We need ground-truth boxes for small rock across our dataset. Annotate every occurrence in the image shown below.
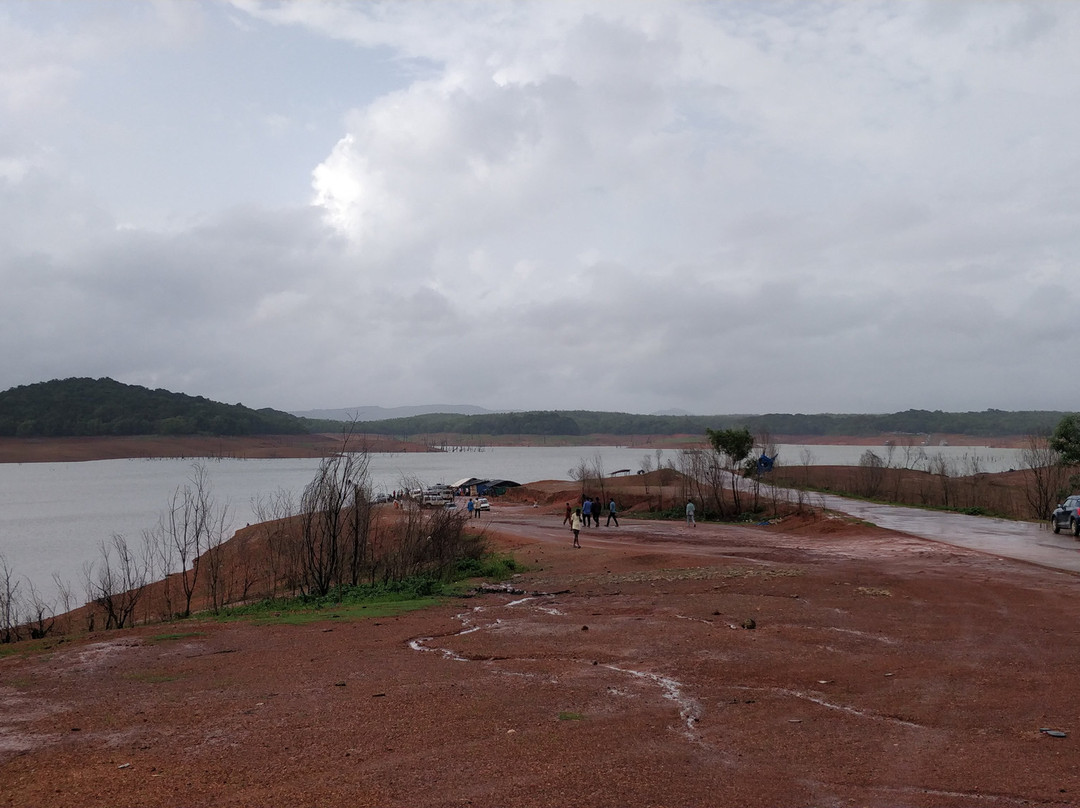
[581,625,588,631]
[741,618,756,630]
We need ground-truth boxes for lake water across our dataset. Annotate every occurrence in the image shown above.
[0,443,1026,605]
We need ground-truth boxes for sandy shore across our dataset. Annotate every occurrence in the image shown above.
[0,432,1029,464]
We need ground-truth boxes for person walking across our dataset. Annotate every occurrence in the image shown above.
[562,502,572,525]
[467,498,475,519]
[685,499,696,526]
[606,498,618,527]
[582,497,593,527]
[570,508,583,548]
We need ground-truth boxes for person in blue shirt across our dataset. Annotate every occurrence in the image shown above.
[582,497,592,527]
[606,498,618,527]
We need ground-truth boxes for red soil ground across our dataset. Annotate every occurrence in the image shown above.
[3,488,1079,807]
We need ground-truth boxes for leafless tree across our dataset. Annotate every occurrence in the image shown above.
[52,573,76,635]
[148,516,177,620]
[0,555,22,643]
[857,449,887,499]
[638,454,653,497]
[1020,434,1068,520]
[201,502,232,614]
[568,458,591,497]
[252,489,299,598]
[928,454,956,508]
[154,464,228,617]
[591,452,607,502]
[85,533,150,630]
[23,579,55,639]
[299,430,372,596]
[344,473,375,587]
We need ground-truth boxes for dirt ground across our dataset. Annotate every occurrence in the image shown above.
[0,432,1030,464]
[3,496,1080,807]
[0,434,428,463]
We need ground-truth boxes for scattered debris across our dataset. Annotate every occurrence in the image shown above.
[1040,728,1068,738]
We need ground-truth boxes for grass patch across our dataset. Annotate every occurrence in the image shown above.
[454,552,522,581]
[558,711,586,721]
[230,596,443,626]
[147,631,204,644]
[0,635,70,660]
[219,551,521,626]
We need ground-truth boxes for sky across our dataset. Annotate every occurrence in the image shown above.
[2,0,1079,416]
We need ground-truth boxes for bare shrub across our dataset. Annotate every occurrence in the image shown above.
[85,533,150,630]
[1020,434,1069,520]
[0,555,22,643]
[857,450,886,499]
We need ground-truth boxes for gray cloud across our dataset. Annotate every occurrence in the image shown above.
[1,1,1078,414]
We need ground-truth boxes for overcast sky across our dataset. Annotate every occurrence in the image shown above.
[2,1,1078,416]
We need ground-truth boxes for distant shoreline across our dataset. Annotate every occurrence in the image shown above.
[0,432,1028,463]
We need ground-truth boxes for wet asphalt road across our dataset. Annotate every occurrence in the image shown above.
[803,490,1080,574]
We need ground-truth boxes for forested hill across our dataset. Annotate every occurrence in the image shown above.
[0,378,308,437]
[335,409,1070,439]
[2,378,1068,439]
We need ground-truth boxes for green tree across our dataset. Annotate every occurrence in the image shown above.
[706,427,755,515]
[706,427,755,468]
[1050,414,1080,465]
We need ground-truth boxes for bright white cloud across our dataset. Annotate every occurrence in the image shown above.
[1,1,1078,414]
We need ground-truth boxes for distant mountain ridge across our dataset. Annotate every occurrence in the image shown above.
[291,404,499,422]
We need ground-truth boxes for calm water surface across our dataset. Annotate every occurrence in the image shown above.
[0,444,1025,603]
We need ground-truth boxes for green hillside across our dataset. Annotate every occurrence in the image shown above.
[0,378,308,437]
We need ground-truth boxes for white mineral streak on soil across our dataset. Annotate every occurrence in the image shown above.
[405,596,704,739]
[604,664,701,738]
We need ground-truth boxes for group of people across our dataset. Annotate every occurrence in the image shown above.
[562,496,699,548]
[563,496,618,548]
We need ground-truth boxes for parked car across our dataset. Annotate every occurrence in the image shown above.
[1050,495,1080,535]
[475,497,490,511]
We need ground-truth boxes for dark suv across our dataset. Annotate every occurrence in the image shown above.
[1050,495,1080,535]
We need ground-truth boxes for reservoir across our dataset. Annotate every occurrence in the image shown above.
[0,443,1025,604]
